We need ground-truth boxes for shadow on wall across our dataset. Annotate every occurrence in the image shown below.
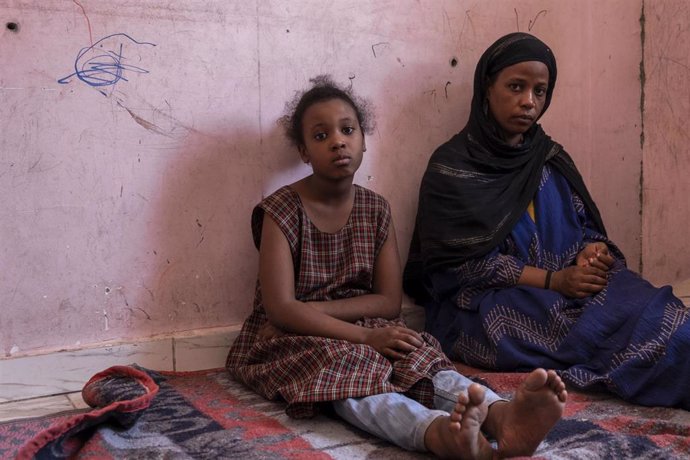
[130,104,308,337]
[127,122,265,336]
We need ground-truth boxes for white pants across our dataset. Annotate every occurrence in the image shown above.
[331,370,504,452]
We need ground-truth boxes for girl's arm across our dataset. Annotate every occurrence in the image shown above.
[259,215,415,353]
[312,220,402,322]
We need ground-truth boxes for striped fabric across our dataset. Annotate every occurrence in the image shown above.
[226,185,453,418]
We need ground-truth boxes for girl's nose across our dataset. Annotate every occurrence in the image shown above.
[331,138,346,150]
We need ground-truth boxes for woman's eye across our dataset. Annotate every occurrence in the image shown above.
[342,126,355,135]
[535,87,546,97]
[508,83,521,92]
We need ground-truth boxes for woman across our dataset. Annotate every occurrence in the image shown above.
[404,32,690,409]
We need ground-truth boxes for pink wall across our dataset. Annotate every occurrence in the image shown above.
[2,0,680,357]
[642,0,690,285]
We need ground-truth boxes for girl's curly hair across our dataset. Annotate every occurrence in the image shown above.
[281,75,375,148]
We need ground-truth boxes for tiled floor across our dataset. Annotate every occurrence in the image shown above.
[0,326,241,404]
[0,327,241,424]
[0,391,88,423]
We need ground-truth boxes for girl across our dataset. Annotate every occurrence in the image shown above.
[226,75,567,459]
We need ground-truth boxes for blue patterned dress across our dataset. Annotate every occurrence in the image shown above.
[424,165,690,409]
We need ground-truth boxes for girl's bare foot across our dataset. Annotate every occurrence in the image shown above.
[484,368,566,458]
[424,383,494,460]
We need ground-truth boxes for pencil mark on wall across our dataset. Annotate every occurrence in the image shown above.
[455,9,474,49]
[28,153,44,172]
[656,55,690,71]
[128,307,152,320]
[514,9,548,32]
[143,284,155,301]
[445,81,452,99]
[528,10,548,31]
[424,88,438,109]
[71,0,94,46]
[348,74,356,90]
[371,42,391,58]
[196,218,206,247]
[57,33,156,96]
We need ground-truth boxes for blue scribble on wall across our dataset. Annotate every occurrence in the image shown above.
[58,33,156,96]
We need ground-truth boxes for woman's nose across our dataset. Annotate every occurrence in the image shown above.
[520,92,536,109]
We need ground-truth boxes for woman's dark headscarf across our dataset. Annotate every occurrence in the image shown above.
[404,32,606,302]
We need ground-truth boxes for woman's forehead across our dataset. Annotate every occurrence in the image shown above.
[494,61,549,82]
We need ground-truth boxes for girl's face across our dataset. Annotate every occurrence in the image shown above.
[299,98,365,180]
[486,60,549,146]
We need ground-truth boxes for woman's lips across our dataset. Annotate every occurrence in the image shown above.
[514,115,534,124]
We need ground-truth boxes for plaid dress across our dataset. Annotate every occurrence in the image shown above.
[226,185,453,418]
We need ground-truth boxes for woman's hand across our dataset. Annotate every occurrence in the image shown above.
[257,322,287,341]
[363,326,424,360]
[551,265,608,298]
[576,242,614,271]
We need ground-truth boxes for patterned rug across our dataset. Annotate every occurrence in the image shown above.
[2,364,689,459]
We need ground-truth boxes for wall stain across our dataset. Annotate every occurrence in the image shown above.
[121,104,173,137]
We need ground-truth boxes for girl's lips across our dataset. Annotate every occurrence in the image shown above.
[334,156,351,166]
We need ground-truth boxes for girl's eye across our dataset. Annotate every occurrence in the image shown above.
[314,132,327,141]
[342,126,355,135]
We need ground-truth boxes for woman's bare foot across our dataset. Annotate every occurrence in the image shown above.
[424,383,494,460]
[484,368,566,458]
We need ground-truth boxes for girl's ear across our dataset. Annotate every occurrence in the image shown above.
[362,137,367,153]
[298,145,310,164]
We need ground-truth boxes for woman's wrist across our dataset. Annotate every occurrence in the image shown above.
[544,270,553,290]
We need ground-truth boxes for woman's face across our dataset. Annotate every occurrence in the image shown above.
[486,60,549,146]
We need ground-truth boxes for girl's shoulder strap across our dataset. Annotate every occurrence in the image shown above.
[352,184,392,250]
[353,183,388,207]
[250,186,301,250]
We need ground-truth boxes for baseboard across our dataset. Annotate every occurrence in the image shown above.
[2,280,687,404]
[0,325,241,403]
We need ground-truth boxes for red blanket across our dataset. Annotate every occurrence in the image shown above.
[2,364,689,459]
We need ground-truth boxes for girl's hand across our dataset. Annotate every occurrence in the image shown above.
[551,265,608,298]
[576,242,614,271]
[257,322,287,341]
[364,326,424,360]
